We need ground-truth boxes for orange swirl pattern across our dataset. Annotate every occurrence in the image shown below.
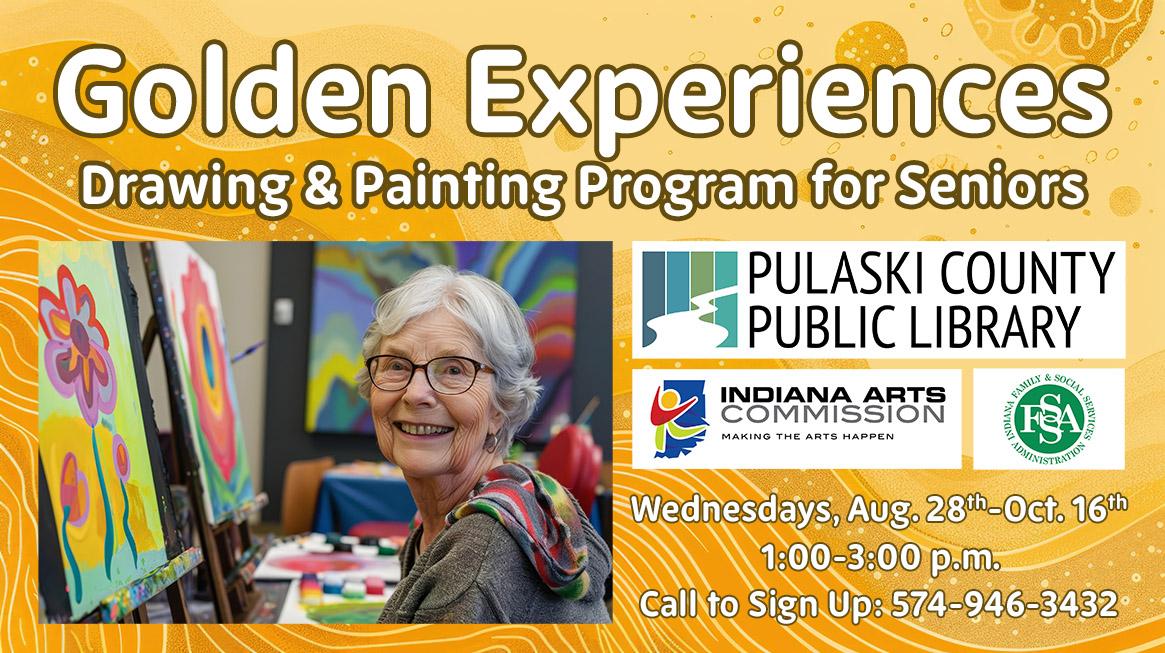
[3,0,1164,650]
[965,0,1154,73]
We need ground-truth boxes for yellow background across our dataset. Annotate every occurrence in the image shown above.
[0,0,1161,650]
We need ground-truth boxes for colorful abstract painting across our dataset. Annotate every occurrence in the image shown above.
[148,242,255,524]
[306,242,578,441]
[37,242,168,621]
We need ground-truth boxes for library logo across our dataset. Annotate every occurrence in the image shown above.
[649,380,707,458]
[632,242,1125,361]
[1004,375,1095,466]
[640,250,738,351]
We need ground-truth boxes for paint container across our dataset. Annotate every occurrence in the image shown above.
[365,577,386,595]
[302,541,333,554]
[300,585,323,606]
[352,544,378,557]
[324,533,343,545]
[333,542,354,553]
[341,581,366,599]
[377,544,398,556]
[300,573,325,605]
[322,573,344,595]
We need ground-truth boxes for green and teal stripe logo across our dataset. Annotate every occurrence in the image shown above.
[641,250,738,349]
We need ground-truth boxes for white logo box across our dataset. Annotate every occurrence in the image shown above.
[632,241,1126,359]
[633,368,962,470]
[973,368,1125,470]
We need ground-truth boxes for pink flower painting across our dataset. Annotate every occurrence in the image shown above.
[39,265,117,427]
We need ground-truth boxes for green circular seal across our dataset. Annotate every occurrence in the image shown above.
[1004,376,1094,464]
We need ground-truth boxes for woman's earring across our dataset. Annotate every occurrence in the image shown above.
[483,432,500,453]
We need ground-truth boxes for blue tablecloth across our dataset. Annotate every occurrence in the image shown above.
[312,467,417,534]
[312,464,606,540]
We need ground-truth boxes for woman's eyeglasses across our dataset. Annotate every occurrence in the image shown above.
[365,355,494,395]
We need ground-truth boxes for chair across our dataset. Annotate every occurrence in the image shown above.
[280,456,335,536]
[349,520,412,540]
[539,424,603,515]
[574,444,602,520]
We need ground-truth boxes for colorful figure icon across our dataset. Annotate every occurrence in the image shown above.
[649,382,708,458]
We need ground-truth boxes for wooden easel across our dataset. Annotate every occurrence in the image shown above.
[142,311,270,624]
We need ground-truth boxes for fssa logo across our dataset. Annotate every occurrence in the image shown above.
[973,368,1121,471]
[641,250,738,351]
[649,380,708,458]
[1006,376,1095,465]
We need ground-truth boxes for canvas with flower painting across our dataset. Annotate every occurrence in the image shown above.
[145,242,255,524]
[37,242,170,621]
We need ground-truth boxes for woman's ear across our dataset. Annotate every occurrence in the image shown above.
[489,405,505,440]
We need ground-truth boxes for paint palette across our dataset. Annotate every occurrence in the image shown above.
[253,537,401,582]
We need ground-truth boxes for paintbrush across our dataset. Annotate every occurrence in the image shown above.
[231,339,266,364]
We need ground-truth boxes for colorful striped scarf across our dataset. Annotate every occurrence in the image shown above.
[447,463,590,600]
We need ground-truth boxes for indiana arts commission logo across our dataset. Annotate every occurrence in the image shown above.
[649,380,708,458]
[1003,374,1095,465]
[641,250,738,350]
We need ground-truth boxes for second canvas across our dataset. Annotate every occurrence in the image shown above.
[146,242,255,524]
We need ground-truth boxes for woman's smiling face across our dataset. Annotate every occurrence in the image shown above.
[369,308,503,480]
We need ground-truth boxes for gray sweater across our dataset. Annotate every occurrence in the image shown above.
[378,507,611,623]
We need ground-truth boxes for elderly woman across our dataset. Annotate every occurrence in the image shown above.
[357,266,611,624]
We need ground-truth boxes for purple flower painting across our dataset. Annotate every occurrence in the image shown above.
[38,265,118,426]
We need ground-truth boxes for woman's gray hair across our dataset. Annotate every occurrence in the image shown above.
[356,265,541,449]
